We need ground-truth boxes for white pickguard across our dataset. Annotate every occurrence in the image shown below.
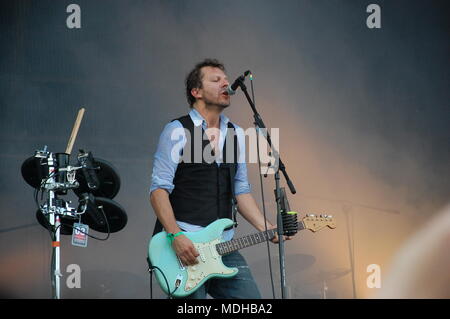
[184,238,237,292]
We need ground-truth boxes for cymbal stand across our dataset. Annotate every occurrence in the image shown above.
[37,150,80,299]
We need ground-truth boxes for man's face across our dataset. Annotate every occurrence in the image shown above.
[194,66,230,108]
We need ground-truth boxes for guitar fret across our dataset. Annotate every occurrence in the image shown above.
[216,222,305,256]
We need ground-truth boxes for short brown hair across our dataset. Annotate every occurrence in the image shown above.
[185,59,226,107]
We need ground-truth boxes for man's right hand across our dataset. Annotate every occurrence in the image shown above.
[172,234,200,266]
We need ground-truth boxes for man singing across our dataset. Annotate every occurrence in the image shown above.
[149,58,288,299]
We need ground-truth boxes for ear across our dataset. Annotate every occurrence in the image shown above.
[191,87,202,100]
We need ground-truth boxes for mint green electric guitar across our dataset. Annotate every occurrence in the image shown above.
[148,215,336,297]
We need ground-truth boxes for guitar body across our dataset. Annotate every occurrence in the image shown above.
[148,214,336,298]
[148,218,238,298]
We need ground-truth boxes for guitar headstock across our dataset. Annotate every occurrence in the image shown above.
[302,214,336,232]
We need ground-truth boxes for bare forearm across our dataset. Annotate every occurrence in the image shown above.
[150,189,199,264]
[149,188,182,234]
[236,193,274,232]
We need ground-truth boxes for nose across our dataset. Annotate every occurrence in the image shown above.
[222,78,230,88]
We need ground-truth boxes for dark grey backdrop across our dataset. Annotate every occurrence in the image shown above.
[0,0,448,298]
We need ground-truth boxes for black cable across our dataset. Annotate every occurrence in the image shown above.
[149,266,153,299]
[148,264,177,299]
[58,205,111,241]
[250,73,276,299]
[40,204,111,241]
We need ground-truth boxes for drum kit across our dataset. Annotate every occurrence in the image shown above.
[20,108,127,299]
[22,152,127,234]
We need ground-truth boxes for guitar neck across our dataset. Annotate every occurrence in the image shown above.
[216,221,305,256]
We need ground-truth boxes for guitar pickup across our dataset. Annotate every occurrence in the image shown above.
[177,256,185,270]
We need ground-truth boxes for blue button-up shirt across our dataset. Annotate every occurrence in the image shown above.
[150,108,251,240]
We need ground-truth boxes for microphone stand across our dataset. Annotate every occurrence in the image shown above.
[236,78,296,299]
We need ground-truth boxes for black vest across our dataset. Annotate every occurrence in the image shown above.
[153,114,238,234]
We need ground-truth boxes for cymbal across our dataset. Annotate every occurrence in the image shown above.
[74,158,121,199]
[298,268,351,285]
[35,209,77,235]
[81,196,127,233]
[35,197,127,234]
[21,156,121,200]
[21,156,48,189]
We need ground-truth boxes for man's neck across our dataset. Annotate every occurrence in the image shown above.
[193,104,222,129]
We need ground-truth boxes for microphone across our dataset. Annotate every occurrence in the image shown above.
[226,70,251,95]
[79,192,105,227]
[77,150,100,190]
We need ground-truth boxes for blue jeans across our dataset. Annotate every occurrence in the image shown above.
[182,251,261,299]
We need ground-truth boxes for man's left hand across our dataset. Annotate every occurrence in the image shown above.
[269,225,292,243]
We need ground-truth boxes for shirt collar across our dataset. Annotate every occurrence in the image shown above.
[189,108,230,128]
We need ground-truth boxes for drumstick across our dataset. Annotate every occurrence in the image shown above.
[65,108,85,155]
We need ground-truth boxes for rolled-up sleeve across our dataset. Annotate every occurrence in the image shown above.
[234,125,251,195]
[149,121,186,195]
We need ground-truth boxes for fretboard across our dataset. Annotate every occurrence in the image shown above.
[215,222,305,256]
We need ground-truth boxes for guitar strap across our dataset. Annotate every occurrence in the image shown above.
[229,162,238,228]
[226,121,239,229]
